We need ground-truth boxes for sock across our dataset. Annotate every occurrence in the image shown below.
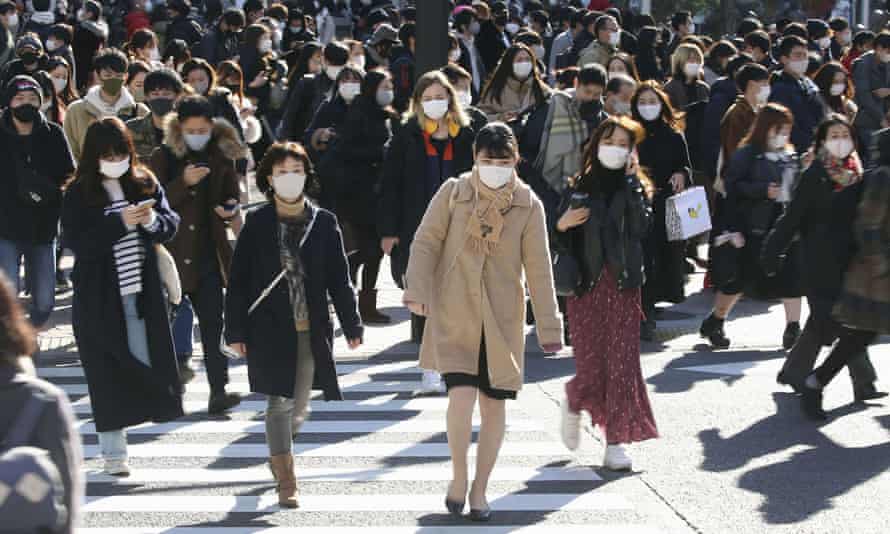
[805,374,821,390]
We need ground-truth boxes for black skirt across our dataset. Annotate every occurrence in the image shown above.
[442,334,517,400]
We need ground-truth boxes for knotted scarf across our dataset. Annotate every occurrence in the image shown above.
[466,170,517,256]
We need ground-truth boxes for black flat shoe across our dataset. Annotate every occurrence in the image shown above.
[854,384,889,404]
[445,497,465,517]
[469,507,492,522]
[208,391,242,414]
[801,387,828,421]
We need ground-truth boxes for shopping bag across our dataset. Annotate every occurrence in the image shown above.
[665,186,712,241]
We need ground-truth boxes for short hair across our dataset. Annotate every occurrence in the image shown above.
[578,63,607,87]
[440,63,471,85]
[569,8,585,28]
[735,63,769,92]
[514,30,542,47]
[606,73,635,95]
[671,11,692,30]
[829,17,849,32]
[453,8,477,32]
[744,30,771,53]
[875,31,890,50]
[778,35,808,58]
[126,60,150,84]
[323,41,350,66]
[176,95,214,122]
[48,23,73,43]
[0,270,37,359]
[782,22,808,40]
[853,31,875,49]
[556,67,579,88]
[737,17,762,37]
[726,53,754,79]
[266,4,288,21]
[255,141,315,199]
[93,48,129,73]
[593,15,615,35]
[474,122,518,159]
[530,10,548,27]
[144,68,185,95]
[581,11,600,29]
[222,8,246,28]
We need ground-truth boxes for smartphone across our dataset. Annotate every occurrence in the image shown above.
[136,199,157,208]
[569,192,589,209]
[222,203,239,213]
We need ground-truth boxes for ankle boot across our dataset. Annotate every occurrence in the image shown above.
[269,453,299,508]
[359,289,391,324]
[700,314,730,349]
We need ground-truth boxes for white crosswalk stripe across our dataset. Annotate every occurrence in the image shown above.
[41,353,662,531]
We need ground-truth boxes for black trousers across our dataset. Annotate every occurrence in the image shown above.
[814,328,878,387]
[187,267,229,393]
[347,221,383,291]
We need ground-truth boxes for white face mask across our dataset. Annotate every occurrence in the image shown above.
[817,37,831,49]
[339,82,361,102]
[449,49,462,62]
[100,157,131,179]
[769,133,789,151]
[882,53,890,64]
[532,45,546,60]
[376,89,394,107]
[45,39,61,52]
[272,172,306,200]
[457,90,472,108]
[757,85,771,104]
[825,138,854,159]
[608,31,620,47]
[149,47,161,61]
[40,100,51,112]
[325,65,343,81]
[513,61,533,79]
[422,98,449,120]
[611,99,631,115]
[688,22,696,34]
[184,133,211,152]
[477,165,514,189]
[637,102,662,122]
[789,59,809,76]
[830,82,846,96]
[52,77,67,94]
[684,62,701,78]
[191,79,209,95]
[505,22,520,35]
[598,145,629,170]
[258,39,272,53]
[469,21,481,35]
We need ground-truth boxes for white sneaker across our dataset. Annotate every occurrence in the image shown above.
[560,398,581,451]
[603,444,632,471]
[103,459,131,477]
[419,369,445,394]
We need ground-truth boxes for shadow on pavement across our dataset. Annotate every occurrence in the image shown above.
[646,349,783,393]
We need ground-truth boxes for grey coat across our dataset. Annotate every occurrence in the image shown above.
[852,51,890,133]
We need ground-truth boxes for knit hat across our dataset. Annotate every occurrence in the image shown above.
[6,75,43,107]
[369,23,398,46]
[15,34,44,55]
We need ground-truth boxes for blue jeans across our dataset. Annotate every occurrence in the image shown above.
[172,297,194,361]
[0,239,56,327]
[99,293,152,462]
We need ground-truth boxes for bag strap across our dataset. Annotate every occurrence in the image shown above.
[248,269,287,315]
[1,395,46,450]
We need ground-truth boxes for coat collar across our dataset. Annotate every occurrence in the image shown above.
[453,172,533,208]
[162,114,248,161]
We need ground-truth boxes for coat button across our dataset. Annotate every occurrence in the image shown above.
[189,224,196,231]
[184,258,192,265]
[189,190,197,197]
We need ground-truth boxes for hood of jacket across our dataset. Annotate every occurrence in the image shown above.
[82,85,137,119]
[163,115,248,161]
[0,106,51,138]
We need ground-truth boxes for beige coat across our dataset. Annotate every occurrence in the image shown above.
[403,174,563,391]
[477,77,545,122]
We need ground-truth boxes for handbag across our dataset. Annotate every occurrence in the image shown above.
[665,186,712,241]
[14,152,57,207]
[552,249,581,297]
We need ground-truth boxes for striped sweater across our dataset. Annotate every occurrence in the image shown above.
[102,180,156,296]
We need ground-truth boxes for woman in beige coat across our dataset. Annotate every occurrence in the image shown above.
[403,123,563,522]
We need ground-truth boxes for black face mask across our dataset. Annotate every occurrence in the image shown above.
[20,52,39,66]
[11,103,39,123]
[578,99,603,118]
[494,15,508,27]
[147,97,175,117]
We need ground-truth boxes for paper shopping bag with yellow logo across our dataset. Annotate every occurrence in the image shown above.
[665,186,712,241]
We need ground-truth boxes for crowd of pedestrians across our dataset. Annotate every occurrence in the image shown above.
[1,1,889,531]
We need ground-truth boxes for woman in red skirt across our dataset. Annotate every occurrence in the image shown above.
[553,115,659,470]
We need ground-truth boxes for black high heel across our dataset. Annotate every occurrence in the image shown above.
[445,497,465,517]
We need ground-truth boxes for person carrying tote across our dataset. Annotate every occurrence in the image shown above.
[403,122,563,522]
[225,141,363,508]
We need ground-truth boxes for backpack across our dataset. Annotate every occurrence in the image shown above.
[0,394,67,532]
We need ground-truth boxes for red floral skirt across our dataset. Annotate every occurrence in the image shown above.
[566,268,659,444]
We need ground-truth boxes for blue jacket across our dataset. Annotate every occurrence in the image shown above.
[769,71,826,153]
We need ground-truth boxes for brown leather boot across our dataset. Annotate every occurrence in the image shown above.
[269,453,299,508]
[359,289,391,324]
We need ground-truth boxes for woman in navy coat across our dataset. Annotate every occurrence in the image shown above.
[225,141,363,509]
[62,117,182,477]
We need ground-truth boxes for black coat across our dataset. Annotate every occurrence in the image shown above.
[769,71,827,153]
[763,160,862,301]
[166,14,204,47]
[378,119,475,283]
[723,145,795,236]
[224,202,363,400]
[637,120,692,305]
[336,97,393,226]
[61,180,183,433]
[477,20,509,75]
[193,26,239,67]
[280,72,334,142]
[0,109,75,244]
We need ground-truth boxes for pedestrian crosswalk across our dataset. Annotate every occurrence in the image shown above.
[36,349,668,531]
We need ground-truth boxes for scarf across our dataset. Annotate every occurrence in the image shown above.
[422,130,455,200]
[466,170,517,255]
[534,91,587,194]
[276,197,311,331]
[819,148,863,191]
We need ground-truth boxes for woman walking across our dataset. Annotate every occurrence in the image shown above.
[225,142,363,507]
[700,103,804,350]
[403,123,562,521]
[554,115,658,471]
[62,117,183,476]
[762,114,885,407]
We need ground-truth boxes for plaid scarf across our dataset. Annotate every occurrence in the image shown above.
[819,148,863,191]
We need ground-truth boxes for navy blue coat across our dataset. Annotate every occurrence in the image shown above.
[62,179,183,433]
[769,71,827,153]
[224,202,363,400]
[700,77,739,178]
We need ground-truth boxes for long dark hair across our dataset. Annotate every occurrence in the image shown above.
[480,43,549,108]
[577,115,653,198]
[812,61,852,114]
[0,270,36,361]
[31,70,62,125]
[45,56,78,104]
[357,70,398,119]
[630,81,683,132]
[288,41,322,85]
[217,60,245,101]
[75,117,158,206]
[812,113,858,155]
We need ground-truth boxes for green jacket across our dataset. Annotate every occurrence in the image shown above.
[576,40,615,69]
[127,112,163,164]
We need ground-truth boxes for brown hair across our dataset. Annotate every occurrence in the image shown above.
[408,70,470,128]
[740,102,793,152]
[255,142,320,200]
[578,115,654,198]
[630,80,684,132]
[0,271,37,360]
